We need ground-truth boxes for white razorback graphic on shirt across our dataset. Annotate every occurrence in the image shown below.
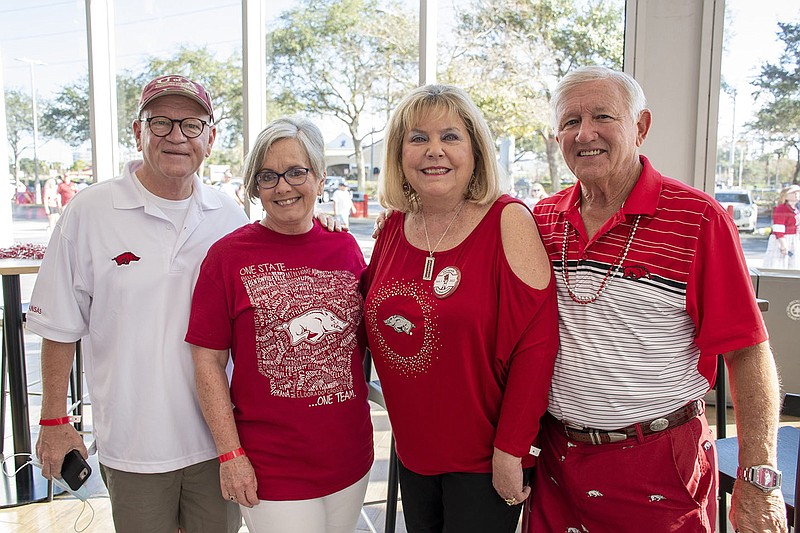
[384,314,415,334]
[279,309,347,345]
[240,264,361,400]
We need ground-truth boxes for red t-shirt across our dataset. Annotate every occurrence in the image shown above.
[771,202,798,239]
[187,221,373,500]
[57,181,78,206]
[363,195,559,475]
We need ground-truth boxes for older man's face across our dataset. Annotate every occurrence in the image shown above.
[133,94,216,189]
[555,79,649,186]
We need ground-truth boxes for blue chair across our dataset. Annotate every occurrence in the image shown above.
[716,354,799,531]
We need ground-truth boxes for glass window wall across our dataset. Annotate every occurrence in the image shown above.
[717,0,799,268]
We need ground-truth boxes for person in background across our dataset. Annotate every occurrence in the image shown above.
[15,181,33,204]
[27,74,247,533]
[763,184,799,269]
[364,84,558,533]
[187,116,373,533]
[332,181,357,229]
[56,174,78,208]
[528,66,785,533]
[42,177,61,233]
[522,182,548,209]
[529,182,548,204]
[219,168,245,208]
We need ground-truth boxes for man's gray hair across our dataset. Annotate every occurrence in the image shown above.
[550,66,648,130]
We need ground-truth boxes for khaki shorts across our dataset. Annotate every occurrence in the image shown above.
[100,459,241,533]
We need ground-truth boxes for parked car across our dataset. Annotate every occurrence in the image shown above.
[715,189,758,233]
[319,176,357,203]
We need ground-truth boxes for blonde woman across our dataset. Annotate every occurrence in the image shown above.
[364,85,558,532]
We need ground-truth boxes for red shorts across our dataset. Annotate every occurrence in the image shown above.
[528,412,717,532]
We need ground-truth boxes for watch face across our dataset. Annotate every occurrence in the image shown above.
[754,467,780,489]
[740,465,782,492]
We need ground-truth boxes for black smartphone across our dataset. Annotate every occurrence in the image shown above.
[61,449,92,491]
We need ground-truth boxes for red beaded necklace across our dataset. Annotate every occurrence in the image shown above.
[560,215,641,304]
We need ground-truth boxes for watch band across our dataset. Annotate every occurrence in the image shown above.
[736,464,782,492]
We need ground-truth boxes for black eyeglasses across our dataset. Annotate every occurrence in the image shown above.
[255,168,311,189]
[142,116,210,138]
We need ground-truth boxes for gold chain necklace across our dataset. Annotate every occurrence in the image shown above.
[421,201,466,280]
[561,215,641,304]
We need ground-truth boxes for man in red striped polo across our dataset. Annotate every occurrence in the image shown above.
[528,66,786,533]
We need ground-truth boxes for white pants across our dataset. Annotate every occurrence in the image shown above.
[240,471,370,533]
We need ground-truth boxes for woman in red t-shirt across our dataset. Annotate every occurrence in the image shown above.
[187,117,373,533]
[763,184,799,269]
[364,85,559,532]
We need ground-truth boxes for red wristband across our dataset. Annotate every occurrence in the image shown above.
[218,447,246,463]
[39,416,75,426]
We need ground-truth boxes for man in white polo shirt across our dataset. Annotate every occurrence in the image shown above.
[27,75,248,533]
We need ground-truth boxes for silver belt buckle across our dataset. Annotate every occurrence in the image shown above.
[649,418,670,432]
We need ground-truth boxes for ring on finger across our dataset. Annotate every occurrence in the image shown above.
[504,497,517,506]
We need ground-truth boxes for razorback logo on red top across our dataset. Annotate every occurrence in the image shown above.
[112,252,141,266]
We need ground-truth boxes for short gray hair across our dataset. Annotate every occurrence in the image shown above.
[242,116,325,201]
[550,66,647,130]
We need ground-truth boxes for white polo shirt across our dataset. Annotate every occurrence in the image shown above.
[27,160,249,473]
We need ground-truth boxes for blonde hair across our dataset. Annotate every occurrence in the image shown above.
[379,84,501,213]
[779,184,800,204]
[242,116,325,201]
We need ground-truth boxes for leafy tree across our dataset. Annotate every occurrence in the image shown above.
[268,0,418,190]
[39,78,90,148]
[71,159,91,172]
[19,157,49,179]
[37,46,243,162]
[4,88,35,180]
[448,0,623,191]
[749,21,800,183]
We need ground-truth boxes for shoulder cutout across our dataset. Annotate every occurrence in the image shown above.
[500,202,552,290]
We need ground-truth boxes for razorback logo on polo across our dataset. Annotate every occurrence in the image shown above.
[112,252,141,266]
[622,265,651,280]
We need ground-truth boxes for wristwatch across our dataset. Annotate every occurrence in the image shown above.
[736,465,782,492]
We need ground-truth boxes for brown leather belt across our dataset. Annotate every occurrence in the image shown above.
[558,399,704,445]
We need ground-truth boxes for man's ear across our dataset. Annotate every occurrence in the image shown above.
[635,109,652,147]
[132,119,143,152]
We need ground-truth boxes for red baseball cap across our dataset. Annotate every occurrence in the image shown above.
[137,75,214,121]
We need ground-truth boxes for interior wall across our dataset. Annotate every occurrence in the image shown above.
[625,0,725,193]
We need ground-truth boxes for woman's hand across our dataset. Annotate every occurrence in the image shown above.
[220,455,260,507]
[372,209,395,239]
[491,447,530,506]
[315,211,345,232]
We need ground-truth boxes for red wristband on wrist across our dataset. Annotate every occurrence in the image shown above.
[39,416,75,426]
[218,447,246,463]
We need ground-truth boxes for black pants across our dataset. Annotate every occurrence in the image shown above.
[398,460,527,533]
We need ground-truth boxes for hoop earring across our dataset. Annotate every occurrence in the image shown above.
[402,179,420,211]
[467,175,479,199]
